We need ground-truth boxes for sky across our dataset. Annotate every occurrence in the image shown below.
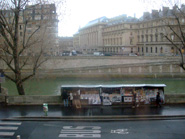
[58,0,185,37]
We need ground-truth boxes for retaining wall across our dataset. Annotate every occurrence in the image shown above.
[1,56,185,78]
[0,94,184,105]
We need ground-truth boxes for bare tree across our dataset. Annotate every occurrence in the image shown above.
[163,5,185,70]
[0,0,63,95]
[140,0,185,70]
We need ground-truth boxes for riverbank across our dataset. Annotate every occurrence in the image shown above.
[1,94,185,105]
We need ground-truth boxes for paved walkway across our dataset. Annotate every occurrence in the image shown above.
[1,104,185,120]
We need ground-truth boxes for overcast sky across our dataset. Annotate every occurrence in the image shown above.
[58,0,185,37]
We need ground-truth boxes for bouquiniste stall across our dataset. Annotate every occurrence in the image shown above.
[61,84,166,106]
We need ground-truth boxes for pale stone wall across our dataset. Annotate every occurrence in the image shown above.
[1,56,184,77]
[2,94,185,105]
[5,95,62,105]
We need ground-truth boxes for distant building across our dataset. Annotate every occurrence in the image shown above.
[0,3,59,56]
[23,4,59,56]
[74,5,185,56]
[58,37,73,55]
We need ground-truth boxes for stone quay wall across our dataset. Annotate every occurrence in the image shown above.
[0,94,185,105]
[37,56,184,78]
[1,56,183,78]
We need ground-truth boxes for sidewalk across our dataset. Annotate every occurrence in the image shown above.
[1,104,185,121]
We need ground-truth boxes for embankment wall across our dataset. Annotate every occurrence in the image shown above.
[1,56,185,78]
[0,94,184,105]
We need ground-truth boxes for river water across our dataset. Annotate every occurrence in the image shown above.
[2,77,185,95]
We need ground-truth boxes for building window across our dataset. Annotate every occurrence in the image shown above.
[150,35,153,42]
[131,48,133,53]
[155,34,158,42]
[130,38,133,45]
[160,47,163,53]
[146,35,148,42]
[182,18,185,23]
[160,33,164,41]
[20,25,22,30]
[142,47,144,53]
[120,38,122,45]
[142,35,144,42]
[138,36,140,43]
[156,28,158,33]
[151,47,153,53]
[27,24,32,28]
[155,47,157,53]
[146,47,148,53]
[138,47,140,52]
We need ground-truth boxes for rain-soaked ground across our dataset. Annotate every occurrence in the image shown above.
[1,104,185,119]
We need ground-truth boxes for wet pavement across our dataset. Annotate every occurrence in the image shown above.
[0,104,185,119]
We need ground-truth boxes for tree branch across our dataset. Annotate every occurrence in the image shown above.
[0,55,16,73]
[3,73,15,82]
[19,25,41,56]
[21,49,48,83]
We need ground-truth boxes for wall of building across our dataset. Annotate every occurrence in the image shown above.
[74,5,185,56]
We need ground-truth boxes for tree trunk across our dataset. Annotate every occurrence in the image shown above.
[16,80,25,95]
[15,70,25,95]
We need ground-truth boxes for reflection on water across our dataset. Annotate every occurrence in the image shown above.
[2,77,185,95]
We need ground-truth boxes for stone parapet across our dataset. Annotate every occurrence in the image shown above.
[3,94,185,105]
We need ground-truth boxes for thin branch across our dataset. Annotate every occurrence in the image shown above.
[166,23,185,47]
[3,73,15,82]
[19,26,41,56]
[0,55,16,73]
[20,54,31,70]
[21,49,48,83]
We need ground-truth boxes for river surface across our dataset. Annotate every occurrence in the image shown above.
[2,78,185,95]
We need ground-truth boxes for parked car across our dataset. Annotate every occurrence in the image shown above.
[62,51,70,56]
[93,52,104,56]
[104,53,112,56]
[129,53,137,56]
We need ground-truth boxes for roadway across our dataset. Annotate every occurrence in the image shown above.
[0,120,185,139]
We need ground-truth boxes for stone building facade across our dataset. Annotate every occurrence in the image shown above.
[74,5,185,56]
[23,4,59,56]
[58,37,73,55]
[0,3,59,56]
